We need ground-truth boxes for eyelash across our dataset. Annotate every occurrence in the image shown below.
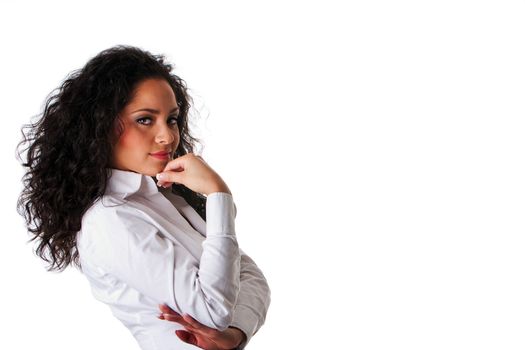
[136,116,179,126]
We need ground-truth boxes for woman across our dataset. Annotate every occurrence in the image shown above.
[16,45,271,350]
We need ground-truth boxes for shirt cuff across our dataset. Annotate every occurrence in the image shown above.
[206,192,236,236]
[230,304,261,349]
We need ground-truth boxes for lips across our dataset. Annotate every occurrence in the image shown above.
[150,150,171,160]
[150,151,170,156]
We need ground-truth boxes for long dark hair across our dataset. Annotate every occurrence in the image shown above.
[16,45,207,272]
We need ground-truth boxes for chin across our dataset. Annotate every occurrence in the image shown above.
[144,165,165,176]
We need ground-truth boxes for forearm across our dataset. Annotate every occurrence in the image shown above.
[196,192,241,329]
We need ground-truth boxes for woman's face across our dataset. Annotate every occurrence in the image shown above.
[110,78,180,176]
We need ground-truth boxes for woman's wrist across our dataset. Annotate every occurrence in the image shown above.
[207,184,232,196]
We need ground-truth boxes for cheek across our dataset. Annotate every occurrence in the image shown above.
[118,129,137,146]
[119,127,145,148]
[117,128,147,152]
[172,130,180,143]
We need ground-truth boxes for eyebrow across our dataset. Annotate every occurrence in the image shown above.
[131,107,180,114]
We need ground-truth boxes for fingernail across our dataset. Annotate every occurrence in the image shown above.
[156,173,166,180]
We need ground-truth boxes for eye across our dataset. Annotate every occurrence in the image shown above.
[136,116,152,125]
[168,115,179,126]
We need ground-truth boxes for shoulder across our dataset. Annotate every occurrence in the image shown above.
[81,196,135,228]
[77,195,153,255]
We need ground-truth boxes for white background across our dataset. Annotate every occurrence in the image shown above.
[1,1,524,349]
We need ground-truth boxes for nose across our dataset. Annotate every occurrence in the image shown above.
[155,124,176,145]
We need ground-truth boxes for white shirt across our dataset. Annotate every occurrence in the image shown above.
[76,168,270,350]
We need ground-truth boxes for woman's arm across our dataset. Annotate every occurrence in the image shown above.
[155,154,271,346]
[159,250,271,349]
[163,192,271,348]
[78,191,241,330]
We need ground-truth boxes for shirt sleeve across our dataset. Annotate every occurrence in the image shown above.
[170,193,271,347]
[229,249,272,349]
[79,192,241,331]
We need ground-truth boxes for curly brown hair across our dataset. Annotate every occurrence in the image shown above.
[16,45,207,272]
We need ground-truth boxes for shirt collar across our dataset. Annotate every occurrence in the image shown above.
[106,168,160,198]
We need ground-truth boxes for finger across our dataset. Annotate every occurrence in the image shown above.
[156,170,183,186]
[156,182,172,189]
[158,305,183,321]
[163,158,185,172]
[175,330,198,346]
[158,306,217,337]
[182,313,220,337]
[158,305,191,326]
[159,304,178,315]
[159,314,211,337]
[158,316,193,331]
[159,313,183,323]
[184,324,200,333]
[160,314,194,330]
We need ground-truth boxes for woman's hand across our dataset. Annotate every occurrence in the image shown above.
[158,304,246,350]
[155,153,231,196]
